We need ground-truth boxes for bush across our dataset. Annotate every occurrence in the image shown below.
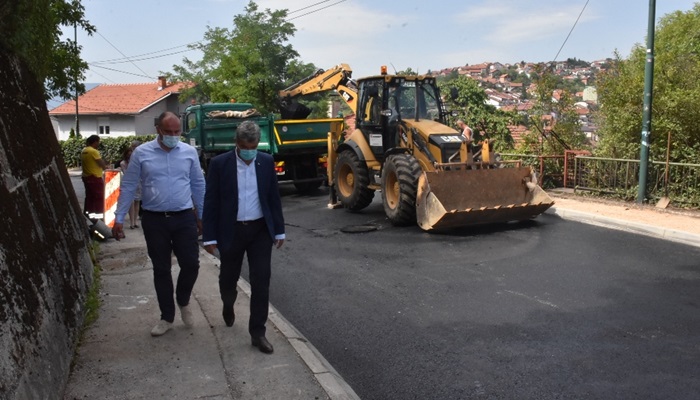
[60,135,156,168]
[61,137,85,167]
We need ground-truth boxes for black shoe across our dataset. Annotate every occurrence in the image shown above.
[251,336,274,354]
[222,305,235,327]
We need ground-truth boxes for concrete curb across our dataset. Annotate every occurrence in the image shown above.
[199,250,361,400]
[547,206,700,248]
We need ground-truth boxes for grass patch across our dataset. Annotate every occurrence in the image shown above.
[69,239,103,373]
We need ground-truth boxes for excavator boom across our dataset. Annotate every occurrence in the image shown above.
[279,63,358,119]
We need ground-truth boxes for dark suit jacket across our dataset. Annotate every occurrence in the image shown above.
[202,150,285,253]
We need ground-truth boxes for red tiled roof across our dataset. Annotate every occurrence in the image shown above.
[515,102,533,111]
[49,80,193,115]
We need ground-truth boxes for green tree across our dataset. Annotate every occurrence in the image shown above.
[0,0,95,100]
[169,1,301,114]
[565,57,590,68]
[520,64,588,155]
[596,5,700,162]
[438,75,517,151]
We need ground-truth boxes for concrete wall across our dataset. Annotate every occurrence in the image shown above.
[135,95,195,134]
[135,106,163,135]
[583,86,598,104]
[0,46,95,399]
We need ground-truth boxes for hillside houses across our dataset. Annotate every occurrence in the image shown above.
[429,59,607,148]
[484,88,519,108]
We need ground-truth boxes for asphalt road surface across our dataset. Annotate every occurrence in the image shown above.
[71,173,84,207]
[266,185,700,400]
[70,174,700,399]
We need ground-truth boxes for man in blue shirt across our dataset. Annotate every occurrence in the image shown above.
[202,120,285,354]
[112,111,206,337]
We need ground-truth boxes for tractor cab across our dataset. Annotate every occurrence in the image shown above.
[355,74,449,161]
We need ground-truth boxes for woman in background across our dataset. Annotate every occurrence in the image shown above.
[119,146,142,229]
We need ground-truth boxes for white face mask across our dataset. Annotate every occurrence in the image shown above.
[161,134,180,148]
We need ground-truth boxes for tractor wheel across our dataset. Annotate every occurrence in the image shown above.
[335,150,375,211]
[381,153,421,226]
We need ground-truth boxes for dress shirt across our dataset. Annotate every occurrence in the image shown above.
[236,153,285,241]
[237,154,264,222]
[115,139,205,224]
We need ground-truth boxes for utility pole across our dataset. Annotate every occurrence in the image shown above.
[74,22,80,137]
[637,0,655,203]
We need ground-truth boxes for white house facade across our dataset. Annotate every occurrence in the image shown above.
[49,77,192,141]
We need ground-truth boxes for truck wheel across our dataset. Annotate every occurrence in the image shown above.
[335,150,374,211]
[381,154,421,225]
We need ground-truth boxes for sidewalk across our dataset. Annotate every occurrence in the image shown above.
[62,192,700,400]
[63,226,359,400]
[546,189,700,248]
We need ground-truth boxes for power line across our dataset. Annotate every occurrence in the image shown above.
[55,100,138,116]
[59,69,178,116]
[89,64,153,79]
[90,42,202,64]
[288,0,333,15]
[84,1,346,80]
[91,48,196,65]
[287,0,347,21]
[86,65,166,110]
[552,0,590,62]
[86,0,345,69]
[95,31,153,79]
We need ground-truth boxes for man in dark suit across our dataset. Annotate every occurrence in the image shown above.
[202,120,285,354]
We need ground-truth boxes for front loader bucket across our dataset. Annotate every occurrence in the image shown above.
[415,167,554,231]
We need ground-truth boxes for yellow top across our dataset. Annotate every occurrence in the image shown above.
[81,146,103,178]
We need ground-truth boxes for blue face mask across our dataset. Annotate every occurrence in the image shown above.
[161,134,180,148]
[238,148,257,161]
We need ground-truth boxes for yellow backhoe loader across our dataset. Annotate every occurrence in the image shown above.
[278,64,554,231]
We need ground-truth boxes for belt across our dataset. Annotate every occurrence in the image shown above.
[142,209,192,217]
[236,218,264,225]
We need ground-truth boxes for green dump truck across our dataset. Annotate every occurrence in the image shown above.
[182,102,343,192]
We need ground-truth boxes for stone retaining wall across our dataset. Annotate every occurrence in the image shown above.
[0,45,94,399]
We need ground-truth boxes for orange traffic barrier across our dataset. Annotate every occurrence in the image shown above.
[103,169,121,228]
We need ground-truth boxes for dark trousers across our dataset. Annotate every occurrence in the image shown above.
[219,219,273,337]
[141,211,200,322]
[82,176,104,213]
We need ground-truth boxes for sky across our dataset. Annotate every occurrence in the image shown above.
[69,0,699,85]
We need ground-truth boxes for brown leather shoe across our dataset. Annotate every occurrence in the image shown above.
[222,305,234,327]
[251,336,274,354]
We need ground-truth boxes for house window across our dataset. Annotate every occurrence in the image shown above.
[98,117,110,135]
